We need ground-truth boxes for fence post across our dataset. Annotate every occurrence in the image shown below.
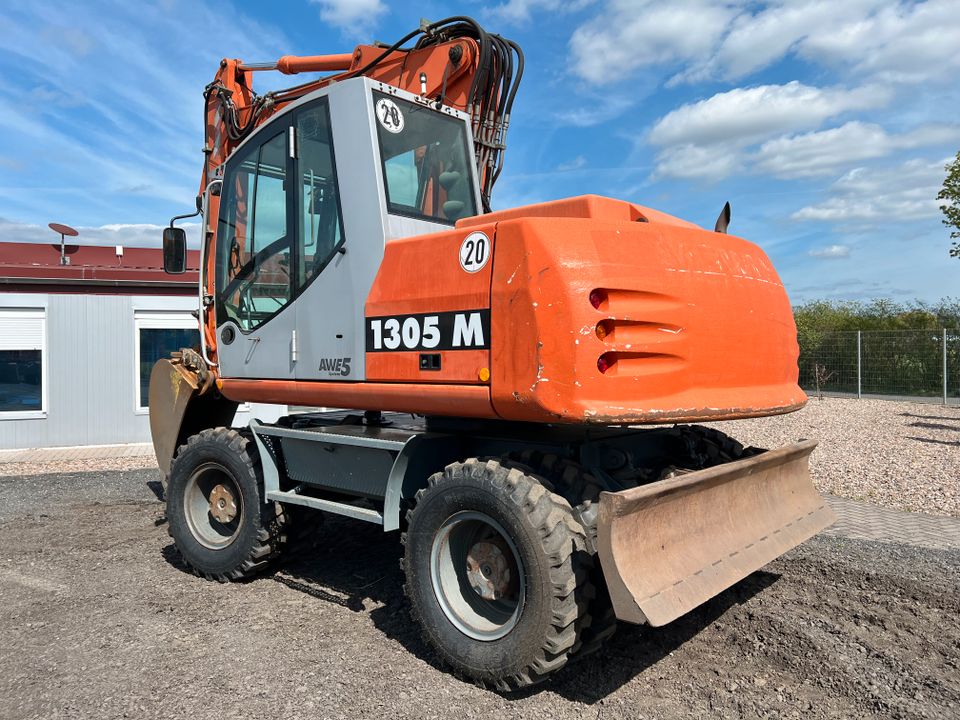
[944,328,948,406]
[857,330,862,399]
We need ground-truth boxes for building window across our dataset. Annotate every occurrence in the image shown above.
[135,313,200,412]
[0,309,46,418]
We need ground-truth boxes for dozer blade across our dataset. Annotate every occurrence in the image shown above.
[597,440,834,627]
[148,358,199,477]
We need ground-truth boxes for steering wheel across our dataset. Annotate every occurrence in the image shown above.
[221,235,291,302]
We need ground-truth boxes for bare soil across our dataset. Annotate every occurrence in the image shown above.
[1,469,958,720]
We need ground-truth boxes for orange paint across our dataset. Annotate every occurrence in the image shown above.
[365,350,490,384]
[363,227,494,384]
[486,196,805,424]
[220,379,493,418]
[274,54,353,74]
[197,38,805,426]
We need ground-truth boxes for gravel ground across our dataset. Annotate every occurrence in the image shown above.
[707,397,960,517]
[1,468,959,720]
[0,456,157,477]
[3,396,956,517]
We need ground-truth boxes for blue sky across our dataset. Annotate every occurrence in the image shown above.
[0,0,957,303]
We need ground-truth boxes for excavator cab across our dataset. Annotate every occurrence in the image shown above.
[206,78,481,382]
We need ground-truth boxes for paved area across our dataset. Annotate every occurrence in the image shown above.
[823,494,960,551]
[0,442,153,464]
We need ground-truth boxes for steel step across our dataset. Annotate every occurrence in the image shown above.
[266,489,384,525]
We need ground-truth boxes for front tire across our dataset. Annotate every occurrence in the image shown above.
[166,428,287,581]
[403,458,590,691]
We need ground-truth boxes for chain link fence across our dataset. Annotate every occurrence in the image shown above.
[798,329,960,404]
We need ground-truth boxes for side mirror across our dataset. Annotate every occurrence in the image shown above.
[162,227,187,274]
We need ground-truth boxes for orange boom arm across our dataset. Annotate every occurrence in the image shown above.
[200,18,521,209]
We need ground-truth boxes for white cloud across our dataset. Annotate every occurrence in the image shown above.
[570,0,738,84]
[311,0,385,37]
[40,25,95,57]
[554,94,635,127]
[797,0,960,85]
[755,122,960,179]
[0,1,288,224]
[673,0,887,84]
[489,0,595,25]
[791,157,949,223]
[808,244,851,259]
[649,82,888,148]
[647,81,891,180]
[556,155,588,171]
[567,0,960,193]
[0,218,201,249]
[573,0,960,87]
[651,144,742,181]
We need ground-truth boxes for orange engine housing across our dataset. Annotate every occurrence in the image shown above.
[357,194,805,424]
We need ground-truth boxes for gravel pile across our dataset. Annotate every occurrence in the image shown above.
[708,397,960,518]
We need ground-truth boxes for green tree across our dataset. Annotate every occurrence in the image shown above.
[939,151,960,258]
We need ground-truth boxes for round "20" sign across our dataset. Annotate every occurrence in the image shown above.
[459,231,490,273]
[375,98,404,134]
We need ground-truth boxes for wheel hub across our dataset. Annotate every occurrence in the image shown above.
[466,539,514,600]
[430,511,526,641]
[208,483,238,523]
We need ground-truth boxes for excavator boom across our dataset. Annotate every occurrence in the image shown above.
[201,18,522,213]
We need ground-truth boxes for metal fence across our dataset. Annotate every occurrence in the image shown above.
[798,329,960,405]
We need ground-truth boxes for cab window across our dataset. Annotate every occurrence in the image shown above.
[215,97,345,333]
[216,131,291,332]
[374,92,477,224]
[296,102,344,289]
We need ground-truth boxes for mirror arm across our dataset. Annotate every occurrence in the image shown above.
[169,207,201,229]
[199,179,224,368]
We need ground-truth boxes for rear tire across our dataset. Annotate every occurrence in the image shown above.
[403,458,590,691]
[507,451,618,658]
[167,428,287,581]
[667,425,760,473]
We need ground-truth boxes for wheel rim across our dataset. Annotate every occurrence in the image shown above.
[430,511,525,641]
[184,462,243,550]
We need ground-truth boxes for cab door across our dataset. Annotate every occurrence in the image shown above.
[214,119,298,380]
[288,98,355,382]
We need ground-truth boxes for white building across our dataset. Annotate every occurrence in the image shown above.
[0,241,272,450]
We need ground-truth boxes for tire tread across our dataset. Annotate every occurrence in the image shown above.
[168,427,287,582]
[403,457,590,692]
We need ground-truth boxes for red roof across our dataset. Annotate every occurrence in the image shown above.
[0,242,201,295]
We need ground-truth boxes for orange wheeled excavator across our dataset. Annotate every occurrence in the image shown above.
[151,16,834,690]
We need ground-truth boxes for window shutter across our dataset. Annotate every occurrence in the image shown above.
[134,312,197,330]
[0,309,44,351]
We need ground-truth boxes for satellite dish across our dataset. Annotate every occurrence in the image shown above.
[48,222,80,265]
[48,222,79,237]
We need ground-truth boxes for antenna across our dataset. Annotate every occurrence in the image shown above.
[48,222,79,266]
